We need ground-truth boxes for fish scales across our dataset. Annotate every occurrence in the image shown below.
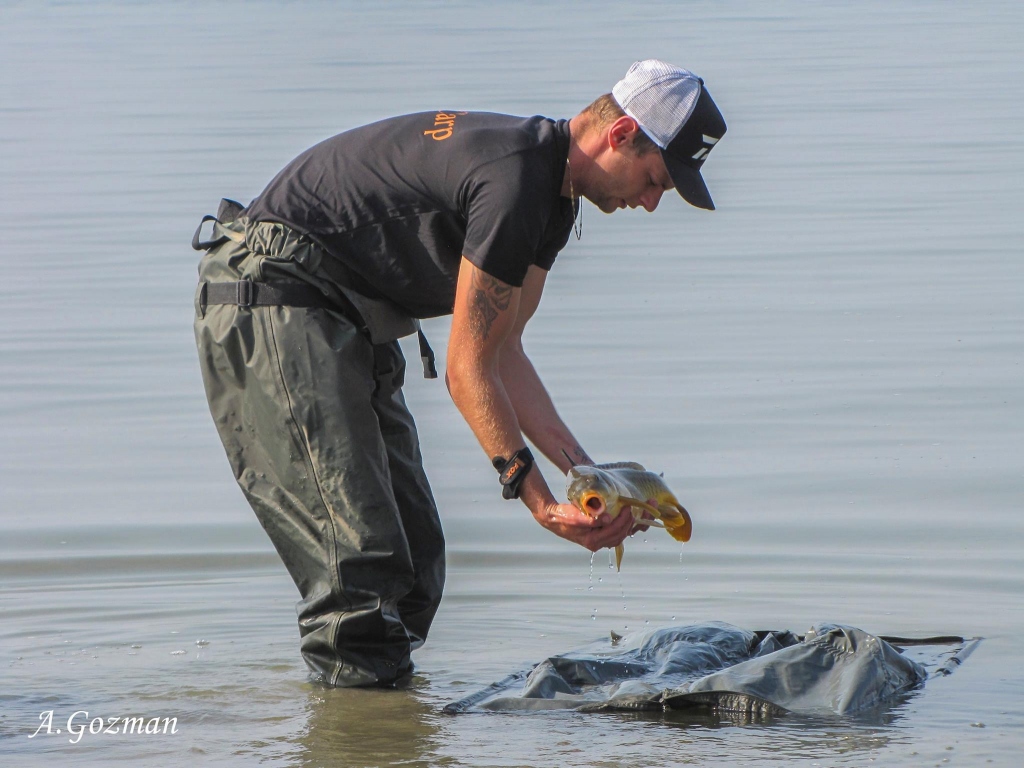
[603,467,673,502]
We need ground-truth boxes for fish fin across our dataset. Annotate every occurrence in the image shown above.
[595,461,647,471]
[657,502,681,518]
[619,496,663,519]
[614,544,624,571]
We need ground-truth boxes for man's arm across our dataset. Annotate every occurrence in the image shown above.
[498,265,594,474]
[446,257,633,551]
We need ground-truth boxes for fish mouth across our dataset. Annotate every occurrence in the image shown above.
[581,493,606,516]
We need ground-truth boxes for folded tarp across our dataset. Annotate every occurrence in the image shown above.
[444,622,978,719]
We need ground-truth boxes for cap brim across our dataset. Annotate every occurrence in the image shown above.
[662,149,715,211]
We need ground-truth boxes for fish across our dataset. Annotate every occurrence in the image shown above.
[565,462,692,570]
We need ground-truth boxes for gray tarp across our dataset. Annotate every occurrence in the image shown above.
[444,622,978,719]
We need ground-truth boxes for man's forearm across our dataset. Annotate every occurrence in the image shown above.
[447,356,523,463]
[446,354,562,514]
[499,344,594,473]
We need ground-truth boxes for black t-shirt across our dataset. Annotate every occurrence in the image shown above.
[245,111,575,318]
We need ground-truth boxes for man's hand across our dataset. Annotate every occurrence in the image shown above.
[532,502,635,552]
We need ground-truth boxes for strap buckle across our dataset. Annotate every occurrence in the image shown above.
[237,279,254,308]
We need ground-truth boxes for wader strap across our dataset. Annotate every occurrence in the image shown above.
[416,324,438,379]
[191,199,247,251]
[200,280,438,380]
[193,201,438,380]
[201,279,366,328]
[192,215,224,251]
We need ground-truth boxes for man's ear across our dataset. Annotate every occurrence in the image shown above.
[607,115,641,150]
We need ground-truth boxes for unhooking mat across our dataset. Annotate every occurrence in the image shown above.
[444,622,979,719]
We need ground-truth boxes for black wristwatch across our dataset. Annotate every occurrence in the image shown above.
[491,447,535,500]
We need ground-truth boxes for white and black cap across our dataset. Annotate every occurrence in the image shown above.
[612,59,727,210]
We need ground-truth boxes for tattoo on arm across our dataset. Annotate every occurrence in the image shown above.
[573,446,595,466]
[561,446,595,467]
[469,270,513,340]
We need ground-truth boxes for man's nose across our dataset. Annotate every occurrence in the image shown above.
[640,189,663,212]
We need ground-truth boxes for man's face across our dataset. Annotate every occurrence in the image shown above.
[584,119,676,214]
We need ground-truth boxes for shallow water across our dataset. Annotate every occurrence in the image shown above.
[2,2,1022,766]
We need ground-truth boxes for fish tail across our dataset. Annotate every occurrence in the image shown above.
[659,504,693,543]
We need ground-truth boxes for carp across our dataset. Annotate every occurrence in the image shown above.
[566,462,692,570]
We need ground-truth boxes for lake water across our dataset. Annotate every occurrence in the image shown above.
[1,2,1021,766]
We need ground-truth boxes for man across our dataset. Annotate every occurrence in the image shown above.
[192,59,726,687]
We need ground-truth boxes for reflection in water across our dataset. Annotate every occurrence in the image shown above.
[295,677,443,768]
[615,704,914,761]
[286,662,918,768]
[424,704,916,768]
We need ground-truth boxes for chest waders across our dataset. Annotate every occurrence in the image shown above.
[192,200,445,687]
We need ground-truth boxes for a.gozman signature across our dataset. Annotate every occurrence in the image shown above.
[28,710,179,744]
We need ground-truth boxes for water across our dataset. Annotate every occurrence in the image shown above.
[1,1,1022,765]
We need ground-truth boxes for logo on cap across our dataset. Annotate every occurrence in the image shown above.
[692,135,720,161]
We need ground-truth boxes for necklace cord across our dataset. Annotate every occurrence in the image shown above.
[566,156,582,240]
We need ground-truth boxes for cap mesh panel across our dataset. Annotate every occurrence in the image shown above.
[612,60,701,148]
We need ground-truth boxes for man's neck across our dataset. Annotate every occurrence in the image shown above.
[561,114,590,199]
